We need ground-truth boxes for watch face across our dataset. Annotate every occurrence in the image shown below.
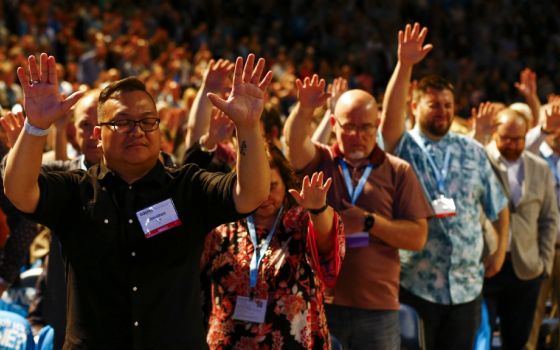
[364,214,374,230]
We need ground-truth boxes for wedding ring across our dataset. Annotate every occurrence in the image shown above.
[29,80,40,85]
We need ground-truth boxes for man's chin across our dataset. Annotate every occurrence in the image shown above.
[346,151,366,160]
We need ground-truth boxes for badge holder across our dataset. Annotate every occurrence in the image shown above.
[432,194,456,218]
[232,293,268,324]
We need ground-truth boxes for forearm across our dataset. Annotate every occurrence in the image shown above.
[525,125,547,154]
[525,94,541,128]
[233,126,270,213]
[311,109,333,145]
[4,132,45,213]
[380,61,413,153]
[309,207,335,255]
[185,87,213,149]
[369,214,427,251]
[283,103,316,170]
[491,207,510,258]
[54,125,68,161]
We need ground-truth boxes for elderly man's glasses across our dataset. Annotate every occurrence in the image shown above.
[335,120,376,135]
[99,118,161,134]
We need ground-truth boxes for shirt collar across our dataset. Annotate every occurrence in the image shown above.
[411,124,452,146]
[330,143,386,167]
[93,160,167,186]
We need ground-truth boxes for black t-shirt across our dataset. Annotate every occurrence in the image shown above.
[28,161,244,350]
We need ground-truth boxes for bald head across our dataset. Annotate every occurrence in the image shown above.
[334,90,378,124]
[332,89,379,162]
[496,108,529,132]
[74,89,102,165]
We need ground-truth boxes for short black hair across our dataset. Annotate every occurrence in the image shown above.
[97,77,156,121]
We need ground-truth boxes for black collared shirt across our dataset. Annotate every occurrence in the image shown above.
[29,161,243,349]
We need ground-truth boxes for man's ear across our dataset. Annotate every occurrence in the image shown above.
[93,126,102,140]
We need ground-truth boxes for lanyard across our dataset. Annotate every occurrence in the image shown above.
[544,155,560,186]
[410,132,451,194]
[247,206,283,289]
[339,160,373,205]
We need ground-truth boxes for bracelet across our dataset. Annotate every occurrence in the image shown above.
[541,125,552,135]
[200,143,218,153]
[308,204,328,215]
[23,118,50,137]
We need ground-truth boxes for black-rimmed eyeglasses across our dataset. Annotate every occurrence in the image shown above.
[99,118,161,134]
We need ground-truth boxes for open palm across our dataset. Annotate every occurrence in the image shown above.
[398,23,433,67]
[17,53,83,129]
[207,54,272,129]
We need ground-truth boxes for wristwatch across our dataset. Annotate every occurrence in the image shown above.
[363,212,375,232]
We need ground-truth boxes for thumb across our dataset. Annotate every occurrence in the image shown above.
[61,90,85,112]
[207,93,229,114]
[288,189,303,204]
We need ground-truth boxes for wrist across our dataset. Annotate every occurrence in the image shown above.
[298,103,317,114]
[24,119,50,137]
[363,212,375,232]
[308,203,328,215]
[541,125,552,135]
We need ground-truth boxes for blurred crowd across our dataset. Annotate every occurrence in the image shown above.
[0,0,558,141]
[0,1,559,349]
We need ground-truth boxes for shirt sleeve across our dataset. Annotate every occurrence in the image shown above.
[306,209,345,289]
[187,167,246,233]
[22,171,84,233]
[393,161,434,220]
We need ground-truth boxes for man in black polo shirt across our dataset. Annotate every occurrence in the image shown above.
[3,53,272,349]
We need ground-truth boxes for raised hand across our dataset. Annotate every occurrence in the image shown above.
[472,101,499,143]
[327,77,348,112]
[201,108,235,149]
[207,54,272,129]
[514,68,537,99]
[202,59,234,93]
[17,53,83,129]
[548,94,560,105]
[0,111,24,148]
[543,104,560,133]
[296,74,330,110]
[398,22,433,67]
[288,171,332,210]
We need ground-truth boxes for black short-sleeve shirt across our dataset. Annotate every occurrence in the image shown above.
[28,161,244,350]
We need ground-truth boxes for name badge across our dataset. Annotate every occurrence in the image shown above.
[232,296,268,324]
[432,195,456,218]
[136,199,182,238]
[346,232,370,248]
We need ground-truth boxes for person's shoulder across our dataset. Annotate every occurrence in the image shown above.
[448,132,484,149]
[384,151,412,168]
[524,150,549,169]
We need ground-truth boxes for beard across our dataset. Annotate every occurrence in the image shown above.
[499,147,523,161]
[420,117,452,137]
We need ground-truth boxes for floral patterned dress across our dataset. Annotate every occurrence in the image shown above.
[201,206,345,350]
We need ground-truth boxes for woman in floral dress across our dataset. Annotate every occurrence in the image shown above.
[201,146,345,350]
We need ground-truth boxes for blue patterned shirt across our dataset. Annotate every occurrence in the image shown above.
[394,127,507,304]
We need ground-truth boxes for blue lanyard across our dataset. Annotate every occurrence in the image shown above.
[411,133,451,194]
[339,160,373,205]
[544,155,560,186]
[247,206,283,289]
